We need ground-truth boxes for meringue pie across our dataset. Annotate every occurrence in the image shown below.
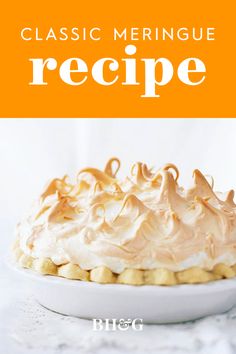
[13,158,236,285]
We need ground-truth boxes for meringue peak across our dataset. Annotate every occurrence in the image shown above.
[16,159,236,272]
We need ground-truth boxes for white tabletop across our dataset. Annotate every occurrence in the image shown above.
[1,221,236,354]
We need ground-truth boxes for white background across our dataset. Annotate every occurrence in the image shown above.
[1,118,236,235]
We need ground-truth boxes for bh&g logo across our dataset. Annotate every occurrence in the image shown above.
[92,318,143,331]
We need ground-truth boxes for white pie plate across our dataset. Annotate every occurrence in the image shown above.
[9,262,236,323]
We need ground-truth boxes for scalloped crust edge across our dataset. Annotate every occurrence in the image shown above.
[12,246,236,286]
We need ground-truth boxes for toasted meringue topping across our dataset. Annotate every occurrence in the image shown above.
[16,158,236,273]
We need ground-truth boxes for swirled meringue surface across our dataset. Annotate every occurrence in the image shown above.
[16,159,236,273]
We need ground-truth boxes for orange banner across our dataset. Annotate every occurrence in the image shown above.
[1,0,236,117]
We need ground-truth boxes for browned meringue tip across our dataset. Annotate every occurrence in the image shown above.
[104,157,121,178]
